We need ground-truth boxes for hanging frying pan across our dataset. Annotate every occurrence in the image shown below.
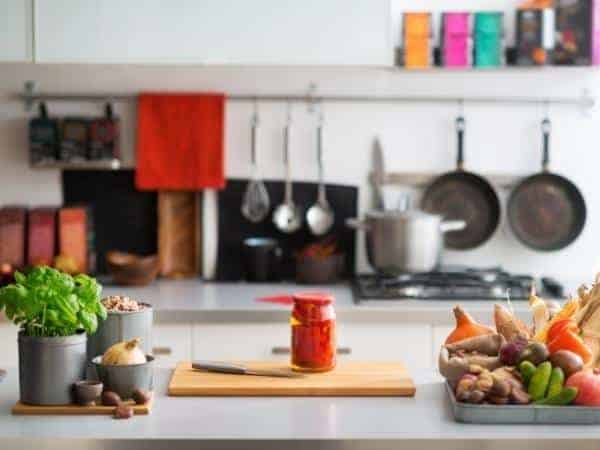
[421,116,501,250]
[507,118,586,251]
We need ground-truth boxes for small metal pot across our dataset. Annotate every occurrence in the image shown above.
[18,331,87,405]
[92,355,154,400]
[347,210,465,274]
[87,304,153,362]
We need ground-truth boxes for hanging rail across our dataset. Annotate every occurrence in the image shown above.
[18,81,596,112]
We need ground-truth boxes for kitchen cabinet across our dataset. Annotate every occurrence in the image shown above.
[152,324,192,368]
[0,323,19,367]
[193,322,433,370]
[0,0,33,62]
[432,325,453,365]
[34,0,390,65]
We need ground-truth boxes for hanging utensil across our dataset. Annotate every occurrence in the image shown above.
[273,105,302,233]
[421,115,501,249]
[241,109,270,223]
[306,112,334,236]
[507,117,586,251]
[372,138,386,210]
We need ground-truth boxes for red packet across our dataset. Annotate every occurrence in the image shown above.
[442,13,472,67]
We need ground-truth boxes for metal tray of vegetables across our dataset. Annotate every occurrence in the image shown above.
[440,277,600,425]
[446,382,600,424]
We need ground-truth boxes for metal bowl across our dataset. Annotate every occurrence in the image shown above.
[91,355,154,400]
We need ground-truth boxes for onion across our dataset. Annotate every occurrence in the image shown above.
[102,338,146,365]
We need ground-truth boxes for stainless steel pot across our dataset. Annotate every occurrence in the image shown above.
[347,210,465,274]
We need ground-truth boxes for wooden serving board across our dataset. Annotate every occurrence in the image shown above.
[168,361,415,397]
[12,398,153,416]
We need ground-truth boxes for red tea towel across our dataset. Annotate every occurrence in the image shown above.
[135,93,225,190]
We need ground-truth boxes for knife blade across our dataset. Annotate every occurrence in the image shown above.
[191,361,304,378]
[372,138,386,210]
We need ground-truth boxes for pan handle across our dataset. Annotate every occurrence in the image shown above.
[541,118,551,172]
[440,220,466,233]
[346,218,371,231]
[456,116,466,171]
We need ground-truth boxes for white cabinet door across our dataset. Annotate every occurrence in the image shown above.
[0,0,33,62]
[338,323,432,370]
[35,0,390,65]
[0,323,19,367]
[432,325,453,368]
[192,322,432,370]
[192,323,290,361]
[152,324,192,368]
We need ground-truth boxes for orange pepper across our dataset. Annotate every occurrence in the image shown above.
[548,329,593,364]
[547,319,580,344]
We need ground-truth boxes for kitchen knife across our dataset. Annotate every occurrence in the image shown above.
[192,361,304,378]
[372,138,386,210]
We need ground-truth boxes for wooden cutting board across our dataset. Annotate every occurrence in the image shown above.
[168,361,415,397]
[12,398,153,415]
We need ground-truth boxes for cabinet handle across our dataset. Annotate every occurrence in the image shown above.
[152,346,172,356]
[271,346,351,355]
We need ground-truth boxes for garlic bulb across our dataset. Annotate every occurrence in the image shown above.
[102,338,146,365]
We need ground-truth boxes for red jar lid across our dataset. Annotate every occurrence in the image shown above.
[293,292,335,306]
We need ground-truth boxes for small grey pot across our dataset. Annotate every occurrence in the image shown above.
[92,355,154,400]
[18,331,87,405]
[87,304,153,362]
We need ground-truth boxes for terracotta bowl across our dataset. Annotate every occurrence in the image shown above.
[106,251,159,286]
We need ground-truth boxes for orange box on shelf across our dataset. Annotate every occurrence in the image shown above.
[403,12,432,68]
[58,206,89,274]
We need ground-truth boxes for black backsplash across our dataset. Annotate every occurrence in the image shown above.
[62,170,158,274]
[216,179,358,281]
[62,173,358,279]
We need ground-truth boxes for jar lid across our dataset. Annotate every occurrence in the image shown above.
[293,292,334,306]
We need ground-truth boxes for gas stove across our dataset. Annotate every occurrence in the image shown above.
[353,266,564,302]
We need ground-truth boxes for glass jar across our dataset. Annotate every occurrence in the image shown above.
[290,292,336,372]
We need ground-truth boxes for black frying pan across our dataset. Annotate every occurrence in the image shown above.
[507,118,586,251]
[421,117,501,250]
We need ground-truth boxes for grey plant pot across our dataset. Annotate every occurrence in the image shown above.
[87,304,153,362]
[18,331,87,405]
[92,355,154,399]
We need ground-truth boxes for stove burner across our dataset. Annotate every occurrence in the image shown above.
[353,266,563,301]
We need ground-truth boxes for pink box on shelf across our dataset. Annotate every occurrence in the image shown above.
[442,13,472,67]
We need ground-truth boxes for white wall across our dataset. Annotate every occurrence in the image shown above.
[0,62,599,287]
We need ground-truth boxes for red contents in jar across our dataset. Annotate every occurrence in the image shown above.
[291,292,336,372]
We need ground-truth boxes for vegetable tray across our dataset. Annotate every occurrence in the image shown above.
[446,382,600,424]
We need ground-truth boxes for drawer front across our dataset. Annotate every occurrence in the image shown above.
[0,323,19,367]
[432,325,453,368]
[192,324,290,361]
[337,323,433,370]
[152,324,192,368]
[192,322,432,370]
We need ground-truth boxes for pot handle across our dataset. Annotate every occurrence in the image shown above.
[345,218,371,231]
[440,220,466,233]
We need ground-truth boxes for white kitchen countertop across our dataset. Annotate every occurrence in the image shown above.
[100,279,538,325]
[1,367,600,450]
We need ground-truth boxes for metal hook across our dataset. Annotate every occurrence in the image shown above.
[307,82,318,114]
[458,99,465,116]
[286,100,292,125]
[543,99,550,120]
[252,98,259,126]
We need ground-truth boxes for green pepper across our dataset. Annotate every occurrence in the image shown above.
[535,387,578,406]
[546,367,565,399]
[528,361,552,401]
[519,360,537,386]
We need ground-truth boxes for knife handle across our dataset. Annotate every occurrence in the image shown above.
[192,361,246,375]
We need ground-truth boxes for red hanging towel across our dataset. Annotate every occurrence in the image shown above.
[135,93,225,190]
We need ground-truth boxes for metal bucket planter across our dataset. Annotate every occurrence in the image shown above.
[18,331,87,405]
[87,304,153,361]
